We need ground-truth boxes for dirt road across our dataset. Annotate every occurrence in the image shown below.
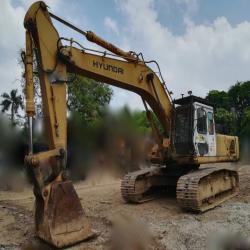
[0,164,250,250]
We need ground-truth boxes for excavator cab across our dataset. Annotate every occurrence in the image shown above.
[173,95,238,160]
[173,95,214,156]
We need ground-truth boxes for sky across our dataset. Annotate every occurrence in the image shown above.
[1,0,250,110]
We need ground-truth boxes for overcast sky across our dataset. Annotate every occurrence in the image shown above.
[2,0,250,110]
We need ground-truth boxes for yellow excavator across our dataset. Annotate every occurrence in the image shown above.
[23,1,240,248]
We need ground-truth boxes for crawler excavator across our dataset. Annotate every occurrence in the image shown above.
[22,1,240,248]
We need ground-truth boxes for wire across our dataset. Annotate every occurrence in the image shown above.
[57,37,142,62]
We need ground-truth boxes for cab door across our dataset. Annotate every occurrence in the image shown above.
[206,110,216,156]
[193,102,216,157]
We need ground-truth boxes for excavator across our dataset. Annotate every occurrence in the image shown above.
[23,1,240,248]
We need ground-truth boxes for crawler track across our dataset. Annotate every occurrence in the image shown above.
[121,167,159,203]
[176,168,239,212]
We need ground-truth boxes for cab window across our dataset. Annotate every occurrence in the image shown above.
[208,112,214,135]
[197,108,207,134]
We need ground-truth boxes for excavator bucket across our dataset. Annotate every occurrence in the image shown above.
[35,180,94,248]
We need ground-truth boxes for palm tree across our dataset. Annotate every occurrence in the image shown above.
[0,89,24,124]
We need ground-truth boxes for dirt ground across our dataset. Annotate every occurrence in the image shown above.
[0,163,250,250]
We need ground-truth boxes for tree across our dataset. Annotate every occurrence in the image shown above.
[241,107,250,137]
[206,90,230,111]
[240,107,250,162]
[0,89,24,125]
[214,108,236,134]
[228,81,250,132]
[67,75,113,124]
[206,81,250,136]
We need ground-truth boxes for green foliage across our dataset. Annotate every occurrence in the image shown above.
[67,75,113,124]
[241,107,250,137]
[130,110,152,134]
[108,107,163,136]
[206,80,250,140]
[228,81,250,123]
[206,90,230,110]
[214,108,234,124]
[93,107,151,138]
[214,108,236,134]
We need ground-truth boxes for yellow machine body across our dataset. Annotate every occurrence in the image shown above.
[23,1,240,248]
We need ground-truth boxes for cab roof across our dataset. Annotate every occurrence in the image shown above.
[173,95,213,107]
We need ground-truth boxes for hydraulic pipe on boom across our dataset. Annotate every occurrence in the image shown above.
[49,11,138,62]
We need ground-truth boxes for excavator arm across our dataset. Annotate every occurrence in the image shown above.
[23,1,173,247]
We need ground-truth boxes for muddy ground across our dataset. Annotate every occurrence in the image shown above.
[0,164,250,250]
